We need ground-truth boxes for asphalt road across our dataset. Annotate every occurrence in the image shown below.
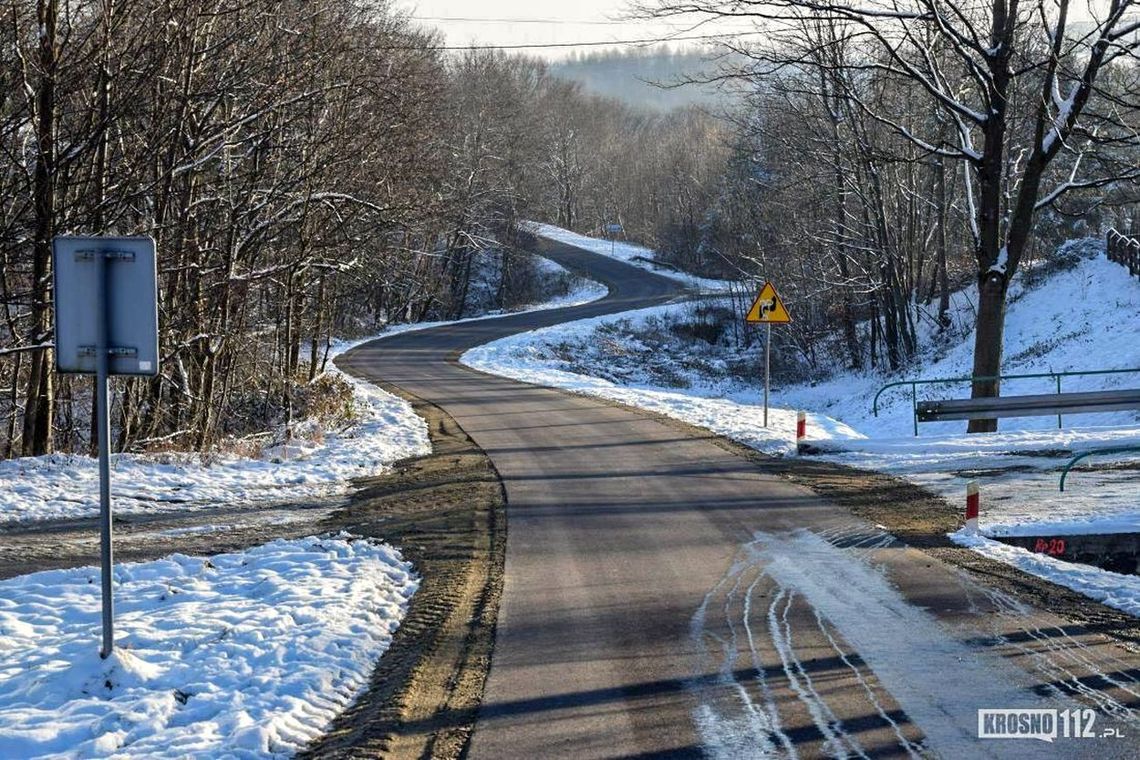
[339,235,1140,759]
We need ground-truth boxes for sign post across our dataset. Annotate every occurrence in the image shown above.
[765,322,771,427]
[744,282,791,427]
[606,223,622,257]
[53,236,158,658]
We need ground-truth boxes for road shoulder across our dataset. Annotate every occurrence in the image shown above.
[303,389,507,759]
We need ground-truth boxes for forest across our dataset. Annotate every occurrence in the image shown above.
[2,0,1139,458]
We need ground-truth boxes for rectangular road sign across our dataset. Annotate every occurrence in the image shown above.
[53,234,160,658]
[53,236,159,376]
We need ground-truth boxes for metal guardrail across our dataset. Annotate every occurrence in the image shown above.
[1059,446,1140,491]
[1107,228,1140,278]
[872,368,1140,436]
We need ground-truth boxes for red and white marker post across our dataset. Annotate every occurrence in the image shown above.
[796,411,807,451]
[965,481,980,534]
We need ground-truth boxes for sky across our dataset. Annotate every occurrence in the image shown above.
[395,1,741,59]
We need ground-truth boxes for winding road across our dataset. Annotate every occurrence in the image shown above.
[339,234,1140,759]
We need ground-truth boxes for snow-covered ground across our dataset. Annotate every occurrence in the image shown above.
[775,249,1140,538]
[0,357,429,525]
[0,348,430,525]
[461,244,1140,615]
[0,256,605,525]
[525,221,735,292]
[0,535,417,758]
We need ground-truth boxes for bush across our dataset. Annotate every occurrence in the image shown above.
[294,373,357,432]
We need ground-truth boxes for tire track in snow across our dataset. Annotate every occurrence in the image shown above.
[689,525,1133,758]
[811,606,925,758]
[748,528,1120,758]
[967,582,1140,723]
[690,530,900,759]
[690,544,790,758]
[768,589,867,759]
[742,572,799,759]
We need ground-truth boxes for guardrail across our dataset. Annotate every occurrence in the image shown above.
[1107,228,1140,279]
[872,367,1140,436]
[1059,446,1140,491]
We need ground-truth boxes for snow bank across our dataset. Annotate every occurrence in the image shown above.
[526,221,735,292]
[0,358,430,525]
[461,302,861,457]
[952,531,1140,617]
[774,249,1140,539]
[0,535,417,758]
[820,427,1140,537]
[780,249,1140,437]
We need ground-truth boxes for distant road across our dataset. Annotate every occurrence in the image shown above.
[339,235,1139,759]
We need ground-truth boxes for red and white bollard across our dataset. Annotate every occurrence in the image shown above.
[965,481,980,534]
[796,411,807,451]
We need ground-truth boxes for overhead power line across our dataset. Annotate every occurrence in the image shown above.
[410,16,629,26]
[393,31,762,52]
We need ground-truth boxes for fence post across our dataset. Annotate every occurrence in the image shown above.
[911,383,919,437]
[1105,230,1140,280]
[1056,375,1063,429]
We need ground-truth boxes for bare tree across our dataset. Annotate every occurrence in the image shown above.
[646,0,1140,430]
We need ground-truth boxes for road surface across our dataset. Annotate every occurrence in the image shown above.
[339,235,1140,759]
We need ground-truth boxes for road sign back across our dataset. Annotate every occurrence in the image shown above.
[745,282,791,323]
[53,236,159,376]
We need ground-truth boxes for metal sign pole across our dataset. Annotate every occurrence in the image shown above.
[53,235,158,658]
[94,251,115,659]
[764,322,771,428]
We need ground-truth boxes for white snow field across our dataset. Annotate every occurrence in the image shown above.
[0,256,605,525]
[462,239,1140,615]
[525,221,735,292]
[0,535,417,758]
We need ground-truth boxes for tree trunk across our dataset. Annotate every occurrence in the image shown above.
[833,162,861,369]
[23,0,59,457]
[935,158,951,328]
[967,272,1008,433]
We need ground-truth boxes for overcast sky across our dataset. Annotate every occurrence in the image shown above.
[396,1,731,59]
[398,3,1116,59]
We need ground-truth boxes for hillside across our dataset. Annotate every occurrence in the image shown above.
[549,46,732,111]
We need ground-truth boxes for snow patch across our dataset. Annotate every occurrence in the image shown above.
[0,361,429,525]
[0,535,417,758]
[952,530,1140,617]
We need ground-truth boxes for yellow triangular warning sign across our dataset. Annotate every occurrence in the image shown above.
[745,282,791,324]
